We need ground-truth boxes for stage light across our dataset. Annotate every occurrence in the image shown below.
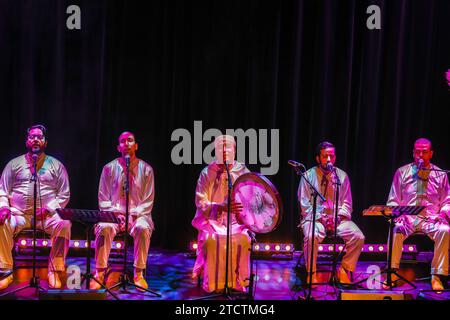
[318,245,324,251]
[192,243,198,250]
[254,244,260,251]
[264,274,270,281]
[328,245,333,252]
[20,240,27,246]
[338,245,344,251]
[264,245,271,251]
[42,240,48,247]
[285,245,291,251]
[115,242,122,249]
[84,241,89,248]
[368,246,374,252]
[408,246,414,252]
[74,241,80,248]
[275,245,281,251]
[378,246,384,252]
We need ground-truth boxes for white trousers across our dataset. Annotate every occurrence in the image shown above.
[301,219,365,273]
[390,215,449,275]
[0,213,71,272]
[94,215,152,270]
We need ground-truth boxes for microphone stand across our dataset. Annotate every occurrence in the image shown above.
[195,159,237,300]
[1,153,45,297]
[108,156,161,297]
[329,167,346,289]
[291,163,326,300]
[195,141,246,300]
[247,231,256,300]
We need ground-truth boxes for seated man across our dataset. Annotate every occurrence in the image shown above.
[387,138,450,290]
[0,124,71,290]
[192,135,250,293]
[90,131,155,290]
[298,141,365,284]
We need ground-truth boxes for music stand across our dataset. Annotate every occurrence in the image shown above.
[0,154,46,298]
[356,206,423,290]
[56,208,121,299]
[107,157,161,297]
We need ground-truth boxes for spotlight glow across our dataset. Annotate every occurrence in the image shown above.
[264,245,271,251]
[116,242,122,249]
[42,240,48,247]
[368,246,374,252]
[275,245,281,251]
[192,243,198,250]
[254,245,260,251]
[285,245,291,251]
[74,241,80,248]
[378,246,384,252]
[20,240,27,246]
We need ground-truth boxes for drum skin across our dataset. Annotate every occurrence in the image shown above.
[231,172,282,234]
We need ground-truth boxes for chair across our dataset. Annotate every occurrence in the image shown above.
[13,228,49,267]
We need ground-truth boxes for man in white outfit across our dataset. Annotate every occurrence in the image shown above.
[387,138,450,290]
[0,124,71,290]
[90,131,155,291]
[298,141,365,285]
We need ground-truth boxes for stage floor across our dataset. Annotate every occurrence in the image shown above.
[1,249,449,300]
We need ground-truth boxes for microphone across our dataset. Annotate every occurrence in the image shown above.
[417,158,424,170]
[125,154,130,167]
[288,160,304,169]
[326,161,334,172]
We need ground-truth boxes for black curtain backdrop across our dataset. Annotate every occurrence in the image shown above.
[0,0,448,250]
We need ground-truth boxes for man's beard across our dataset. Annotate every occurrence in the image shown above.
[27,145,45,154]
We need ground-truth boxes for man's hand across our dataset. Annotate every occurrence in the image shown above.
[36,208,50,220]
[0,207,11,225]
[219,201,243,216]
[393,216,408,235]
[118,214,126,232]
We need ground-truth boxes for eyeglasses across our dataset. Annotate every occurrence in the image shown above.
[27,134,45,141]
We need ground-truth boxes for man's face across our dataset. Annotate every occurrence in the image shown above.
[413,142,433,167]
[26,128,47,154]
[316,147,336,171]
[117,132,138,157]
[215,142,236,164]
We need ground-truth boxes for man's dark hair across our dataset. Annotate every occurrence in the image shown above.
[26,124,47,139]
[316,141,335,157]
